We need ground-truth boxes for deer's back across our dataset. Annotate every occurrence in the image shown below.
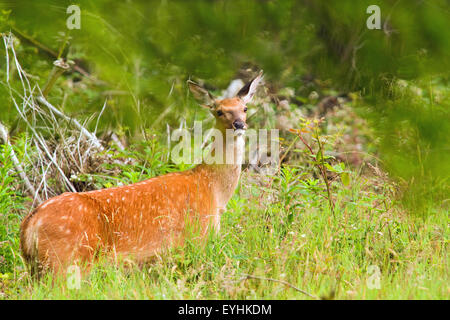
[20,170,216,272]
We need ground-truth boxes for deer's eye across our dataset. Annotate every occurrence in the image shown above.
[244,107,248,112]
[217,110,223,116]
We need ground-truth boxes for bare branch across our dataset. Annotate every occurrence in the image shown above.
[37,96,104,151]
[0,122,42,204]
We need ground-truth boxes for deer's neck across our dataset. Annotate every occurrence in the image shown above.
[195,130,245,209]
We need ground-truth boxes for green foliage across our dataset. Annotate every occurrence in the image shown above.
[361,76,450,212]
[0,140,28,277]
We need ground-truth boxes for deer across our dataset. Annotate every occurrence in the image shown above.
[20,71,264,275]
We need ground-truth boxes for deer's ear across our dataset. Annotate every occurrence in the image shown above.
[188,80,215,108]
[237,70,264,104]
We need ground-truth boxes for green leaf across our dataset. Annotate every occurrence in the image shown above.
[316,149,323,162]
[324,163,337,172]
[341,172,350,186]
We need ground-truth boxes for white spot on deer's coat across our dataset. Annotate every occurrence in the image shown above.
[41,198,56,209]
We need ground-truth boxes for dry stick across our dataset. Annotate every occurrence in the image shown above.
[241,274,320,300]
[0,122,42,204]
[4,33,78,195]
[35,41,102,152]
[12,96,77,193]
[37,96,104,151]
[40,95,110,173]
[94,100,108,136]
[35,152,52,200]
[111,132,125,151]
[3,34,10,83]
[166,124,171,161]
[3,34,32,98]
[76,124,86,171]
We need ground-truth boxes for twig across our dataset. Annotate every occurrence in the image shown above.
[314,131,335,215]
[241,274,320,300]
[11,97,77,193]
[297,132,314,155]
[3,32,114,198]
[37,96,104,151]
[111,132,125,151]
[94,100,108,136]
[0,122,42,204]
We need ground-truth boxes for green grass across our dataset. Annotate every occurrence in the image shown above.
[1,163,448,299]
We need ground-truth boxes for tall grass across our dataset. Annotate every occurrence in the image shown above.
[0,142,447,299]
[0,140,29,282]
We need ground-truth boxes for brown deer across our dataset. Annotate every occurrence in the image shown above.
[20,71,263,274]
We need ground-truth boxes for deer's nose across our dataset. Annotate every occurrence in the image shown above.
[233,120,246,130]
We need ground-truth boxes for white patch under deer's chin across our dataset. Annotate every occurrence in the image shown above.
[234,133,245,165]
[234,129,245,137]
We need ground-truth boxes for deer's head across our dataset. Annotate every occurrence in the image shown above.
[188,71,263,135]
